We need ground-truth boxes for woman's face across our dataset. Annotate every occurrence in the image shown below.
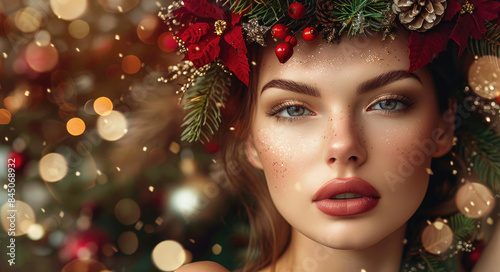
[246,33,454,249]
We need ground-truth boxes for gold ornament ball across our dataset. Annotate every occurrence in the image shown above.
[468,55,500,100]
[422,218,453,255]
[455,181,496,219]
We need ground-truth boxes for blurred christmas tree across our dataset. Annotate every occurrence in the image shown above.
[0,0,245,271]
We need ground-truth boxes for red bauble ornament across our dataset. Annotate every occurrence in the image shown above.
[7,152,23,170]
[285,36,297,47]
[271,24,290,39]
[288,2,306,20]
[302,26,318,42]
[275,42,293,63]
[462,242,486,271]
[204,140,220,154]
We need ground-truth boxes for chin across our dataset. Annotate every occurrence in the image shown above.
[320,234,385,250]
[303,221,407,251]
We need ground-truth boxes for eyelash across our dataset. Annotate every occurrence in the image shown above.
[367,94,416,113]
[265,100,314,122]
[265,94,416,122]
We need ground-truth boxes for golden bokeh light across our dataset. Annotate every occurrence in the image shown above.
[96,110,128,141]
[50,0,88,21]
[39,153,68,182]
[118,231,139,255]
[68,19,90,39]
[137,15,159,44]
[93,97,113,116]
[27,223,45,240]
[122,55,141,74]
[0,109,12,124]
[455,181,496,219]
[15,7,43,33]
[1,200,36,236]
[35,30,51,46]
[151,240,186,271]
[422,219,453,255]
[3,96,21,115]
[212,244,222,255]
[25,41,59,73]
[114,199,141,225]
[66,117,86,136]
[169,141,181,154]
[468,55,500,99]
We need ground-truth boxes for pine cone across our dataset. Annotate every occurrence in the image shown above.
[316,0,336,26]
[392,0,447,32]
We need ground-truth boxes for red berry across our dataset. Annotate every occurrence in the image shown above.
[204,140,220,154]
[302,26,318,42]
[275,42,293,63]
[271,24,290,39]
[285,36,297,47]
[288,2,306,20]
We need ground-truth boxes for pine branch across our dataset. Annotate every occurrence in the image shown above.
[458,120,500,191]
[449,213,476,243]
[181,64,230,143]
[230,0,254,15]
[331,0,390,38]
[236,0,317,28]
[240,0,288,25]
[420,253,446,272]
[468,21,500,56]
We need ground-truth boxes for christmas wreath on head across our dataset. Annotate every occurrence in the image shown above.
[160,0,500,143]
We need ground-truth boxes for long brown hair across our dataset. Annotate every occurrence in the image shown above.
[219,43,290,271]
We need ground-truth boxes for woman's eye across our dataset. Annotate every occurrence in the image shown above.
[370,99,406,111]
[266,102,314,122]
[280,105,311,117]
[369,95,415,112]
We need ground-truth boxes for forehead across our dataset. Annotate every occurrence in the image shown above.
[257,32,411,87]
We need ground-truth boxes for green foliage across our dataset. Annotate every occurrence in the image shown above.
[181,64,230,143]
[421,254,446,272]
[450,213,476,243]
[331,0,390,38]
[419,214,475,272]
[458,119,500,191]
[231,0,289,25]
[232,0,317,29]
[468,21,500,56]
[402,213,477,272]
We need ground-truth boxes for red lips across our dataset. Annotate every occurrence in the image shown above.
[313,177,380,216]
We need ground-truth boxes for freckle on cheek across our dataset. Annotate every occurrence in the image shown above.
[257,129,297,181]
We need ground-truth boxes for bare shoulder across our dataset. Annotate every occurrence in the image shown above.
[175,261,230,272]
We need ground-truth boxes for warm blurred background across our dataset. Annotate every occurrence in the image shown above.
[0,0,246,271]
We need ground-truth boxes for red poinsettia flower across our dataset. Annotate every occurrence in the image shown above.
[408,0,500,73]
[408,23,454,72]
[173,0,249,86]
[444,0,500,54]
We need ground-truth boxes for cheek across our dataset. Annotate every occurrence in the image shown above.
[371,117,437,199]
[374,115,438,166]
[254,127,317,184]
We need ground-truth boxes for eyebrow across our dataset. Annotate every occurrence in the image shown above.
[260,70,421,97]
[261,79,321,97]
[357,70,421,95]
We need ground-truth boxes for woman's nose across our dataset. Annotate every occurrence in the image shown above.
[323,114,367,168]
